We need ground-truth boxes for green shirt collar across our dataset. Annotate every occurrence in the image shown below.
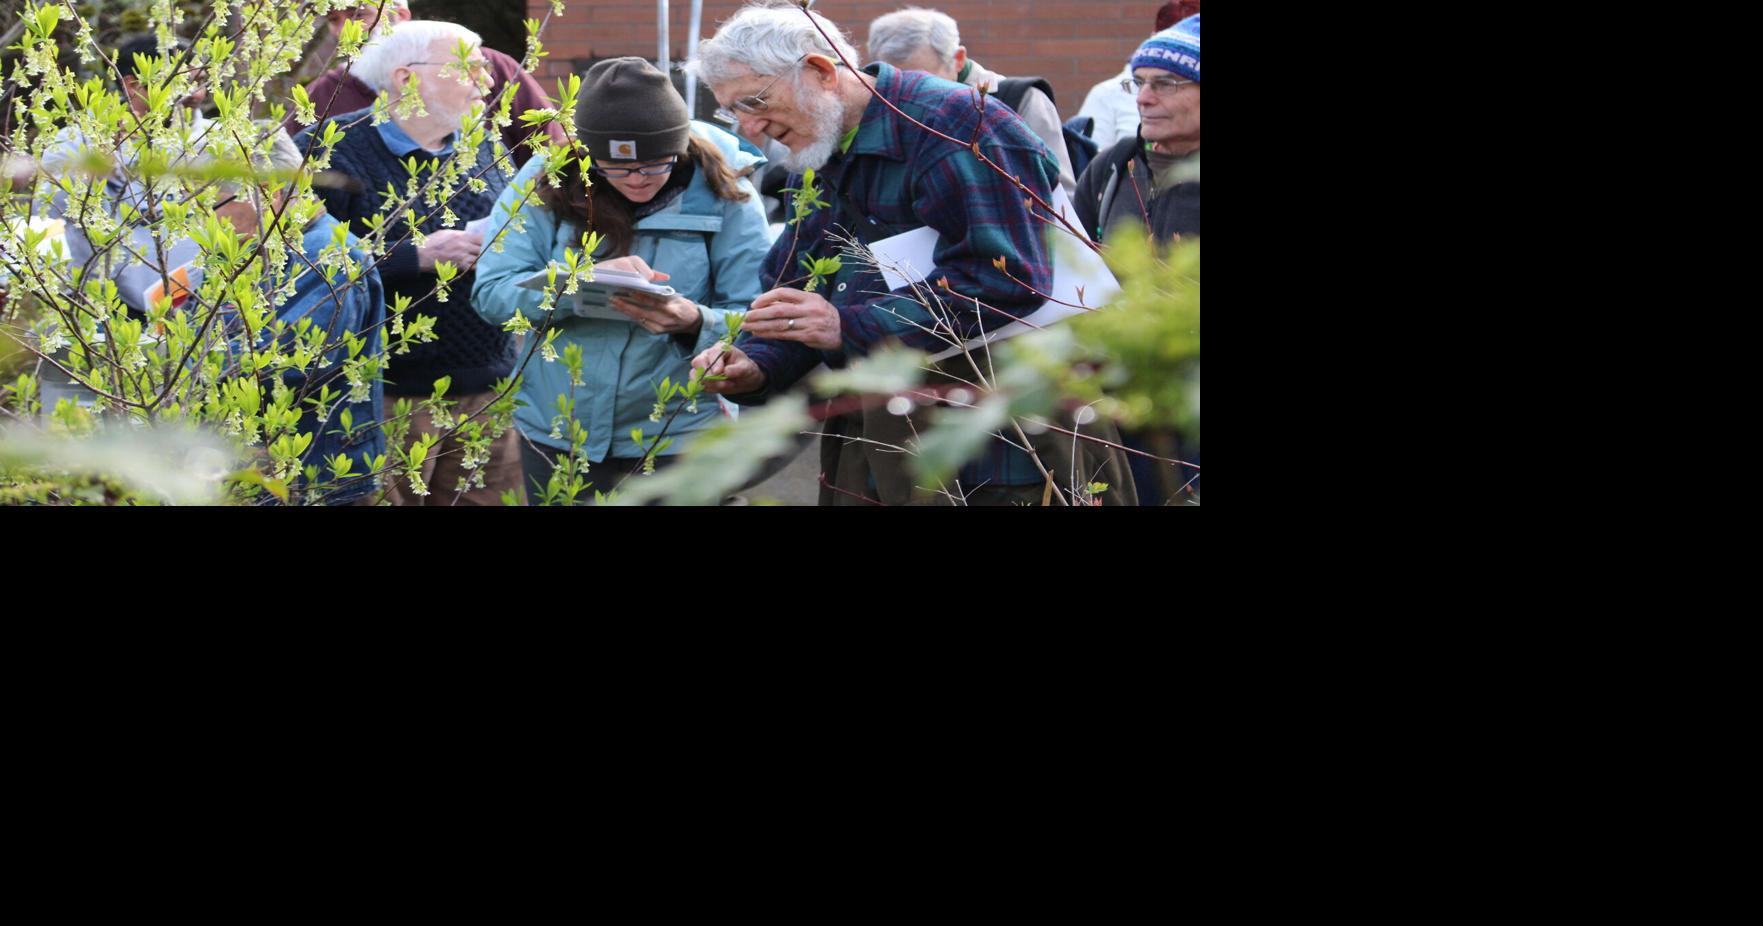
[957,60,974,84]
[839,125,859,155]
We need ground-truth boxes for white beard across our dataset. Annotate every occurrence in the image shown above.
[782,81,848,172]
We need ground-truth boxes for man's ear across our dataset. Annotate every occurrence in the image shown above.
[953,46,968,71]
[803,53,841,88]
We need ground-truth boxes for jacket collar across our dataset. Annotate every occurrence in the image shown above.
[377,115,455,157]
[845,63,910,163]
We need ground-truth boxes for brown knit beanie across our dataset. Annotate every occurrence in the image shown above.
[576,57,691,164]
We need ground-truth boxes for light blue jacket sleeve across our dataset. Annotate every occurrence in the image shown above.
[683,175,774,356]
[472,157,560,328]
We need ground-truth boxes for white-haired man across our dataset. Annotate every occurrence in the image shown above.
[284,0,565,167]
[297,20,521,506]
[687,2,1135,505]
[866,7,1075,194]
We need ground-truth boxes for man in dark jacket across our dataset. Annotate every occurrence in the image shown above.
[284,0,567,167]
[1072,14,1201,504]
[1073,14,1200,244]
[298,20,520,505]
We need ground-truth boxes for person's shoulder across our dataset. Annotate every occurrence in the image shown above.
[300,213,376,277]
[309,107,383,153]
[500,150,552,196]
[689,120,766,173]
[887,65,971,117]
[891,69,1043,157]
[305,66,343,93]
[1100,135,1141,167]
[303,105,376,137]
[303,67,371,105]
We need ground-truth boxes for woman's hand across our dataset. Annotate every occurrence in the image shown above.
[594,255,670,282]
[609,290,703,336]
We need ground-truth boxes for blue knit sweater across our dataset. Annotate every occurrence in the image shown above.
[298,108,514,396]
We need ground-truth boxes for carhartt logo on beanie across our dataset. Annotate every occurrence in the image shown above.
[576,57,690,163]
[1131,14,1200,82]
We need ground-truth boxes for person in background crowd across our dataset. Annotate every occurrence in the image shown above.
[213,129,387,505]
[686,2,1136,505]
[1073,13,1199,244]
[39,34,215,326]
[1072,12,1200,505]
[472,58,773,499]
[1076,1,1196,148]
[866,7,1075,194]
[284,0,566,167]
[39,33,211,214]
[297,20,521,505]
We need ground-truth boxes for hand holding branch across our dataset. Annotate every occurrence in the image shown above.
[744,287,842,351]
[691,344,767,396]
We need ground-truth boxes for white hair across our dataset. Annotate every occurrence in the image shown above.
[867,8,960,70]
[350,20,482,94]
[687,2,860,89]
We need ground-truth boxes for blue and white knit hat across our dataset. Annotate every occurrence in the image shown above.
[1130,14,1200,82]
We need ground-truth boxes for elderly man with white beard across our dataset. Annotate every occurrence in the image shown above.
[297,20,522,505]
[688,2,1136,506]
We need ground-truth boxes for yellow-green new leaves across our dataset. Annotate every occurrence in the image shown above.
[800,255,842,293]
[336,17,368,59]
[291,84,317,128]
[1064,229,1199,433]
[782,168,830,226]
[393,71,428,120]
[23,2,63,42]
[552,73,581,140]
[433,259,458,302]
[562,342,584,387]
[521,17,550,74]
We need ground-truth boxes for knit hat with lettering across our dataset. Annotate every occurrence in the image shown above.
[1131,14,1200,82]
[576,57,691,163]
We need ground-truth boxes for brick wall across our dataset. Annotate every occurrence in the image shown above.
[527,0,1159,121]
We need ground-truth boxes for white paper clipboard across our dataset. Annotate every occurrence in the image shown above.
[516,264,678,322]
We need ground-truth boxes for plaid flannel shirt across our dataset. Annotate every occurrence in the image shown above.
[741,62,1058,378]
[736,63,1061,487]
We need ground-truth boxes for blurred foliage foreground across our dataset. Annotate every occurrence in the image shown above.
[610,228,1200,507]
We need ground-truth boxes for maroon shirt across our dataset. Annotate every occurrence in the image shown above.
[286,46,569,167]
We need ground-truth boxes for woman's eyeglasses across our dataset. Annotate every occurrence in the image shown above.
[592,156,678,178]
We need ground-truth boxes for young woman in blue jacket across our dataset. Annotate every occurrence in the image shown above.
[472,57,773,499]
